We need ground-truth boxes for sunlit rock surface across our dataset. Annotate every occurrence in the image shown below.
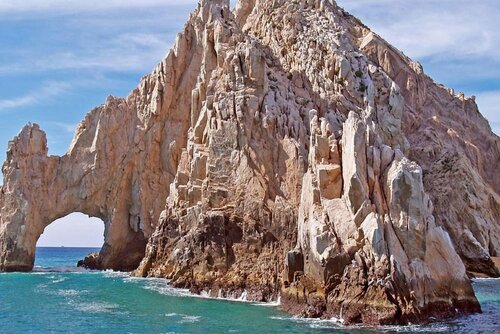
[1,0,498,325]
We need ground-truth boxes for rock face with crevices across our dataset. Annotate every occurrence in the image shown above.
[1,0,498,326]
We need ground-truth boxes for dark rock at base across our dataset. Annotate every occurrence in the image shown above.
[77,252,102,270]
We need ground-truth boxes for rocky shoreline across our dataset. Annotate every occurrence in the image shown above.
[469,257,500,279]
[80,253,485,326]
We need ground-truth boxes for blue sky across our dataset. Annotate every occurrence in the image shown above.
[1,0,498,247]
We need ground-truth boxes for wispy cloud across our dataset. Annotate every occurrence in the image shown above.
[0,81,71,112]
[0,0,240,14]
[0,0,197,15]
[48,122,78,133]
[0,1,239,76]
[338,0,500,61]
[0,32,174,75]
[338,0,500,72]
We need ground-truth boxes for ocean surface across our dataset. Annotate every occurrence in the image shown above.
[0,247,498,334]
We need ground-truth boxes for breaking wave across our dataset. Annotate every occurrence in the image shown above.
[138,279,281,307]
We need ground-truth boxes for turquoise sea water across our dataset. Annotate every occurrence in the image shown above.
[0,247,499,334]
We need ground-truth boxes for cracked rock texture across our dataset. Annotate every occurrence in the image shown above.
[1,0,498,326]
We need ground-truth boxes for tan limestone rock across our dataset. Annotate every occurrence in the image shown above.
[0,0,494,326]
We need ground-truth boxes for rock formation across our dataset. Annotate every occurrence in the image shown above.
[1,0,498,326]
[356,26,500,278]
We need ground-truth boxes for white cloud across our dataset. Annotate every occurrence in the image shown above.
[0,0,196,15]
[0,32,174,75]
[0,81,71,111]
[0,0,244,17]
[0,1,239,75]
[337,0,500,61]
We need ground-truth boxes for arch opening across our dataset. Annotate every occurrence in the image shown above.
[35,212,105,269]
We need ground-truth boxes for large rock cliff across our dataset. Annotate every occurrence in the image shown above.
[0,0,498,326]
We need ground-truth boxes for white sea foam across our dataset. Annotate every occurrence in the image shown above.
[269,315,453,333]
[50,277,67,284]
[138,279,282,307]
[193,289,278,305]
[162,312,201,324]
[142,279,190,298]
[30,269,51,275]
[164,313,178,317]
[56,289,80,297]
[122,276,144,283]
[75,302,120,313]
[377,324,451,333]
[178,315,201,324]
[102,270,130,278]
[472,277,500,281]
[188,287,279,305]
[253,294,281,307]
[238,290,248,301]
[33,266,90,273]
[269,315,344,330]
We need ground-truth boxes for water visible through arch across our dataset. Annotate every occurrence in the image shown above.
[35,213,104,269]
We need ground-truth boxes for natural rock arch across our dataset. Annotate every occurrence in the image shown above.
[0,79,192,271]
[0,122,165,271]
[0,0,219,272]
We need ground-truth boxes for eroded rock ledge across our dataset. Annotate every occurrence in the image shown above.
[1,0,498,326]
